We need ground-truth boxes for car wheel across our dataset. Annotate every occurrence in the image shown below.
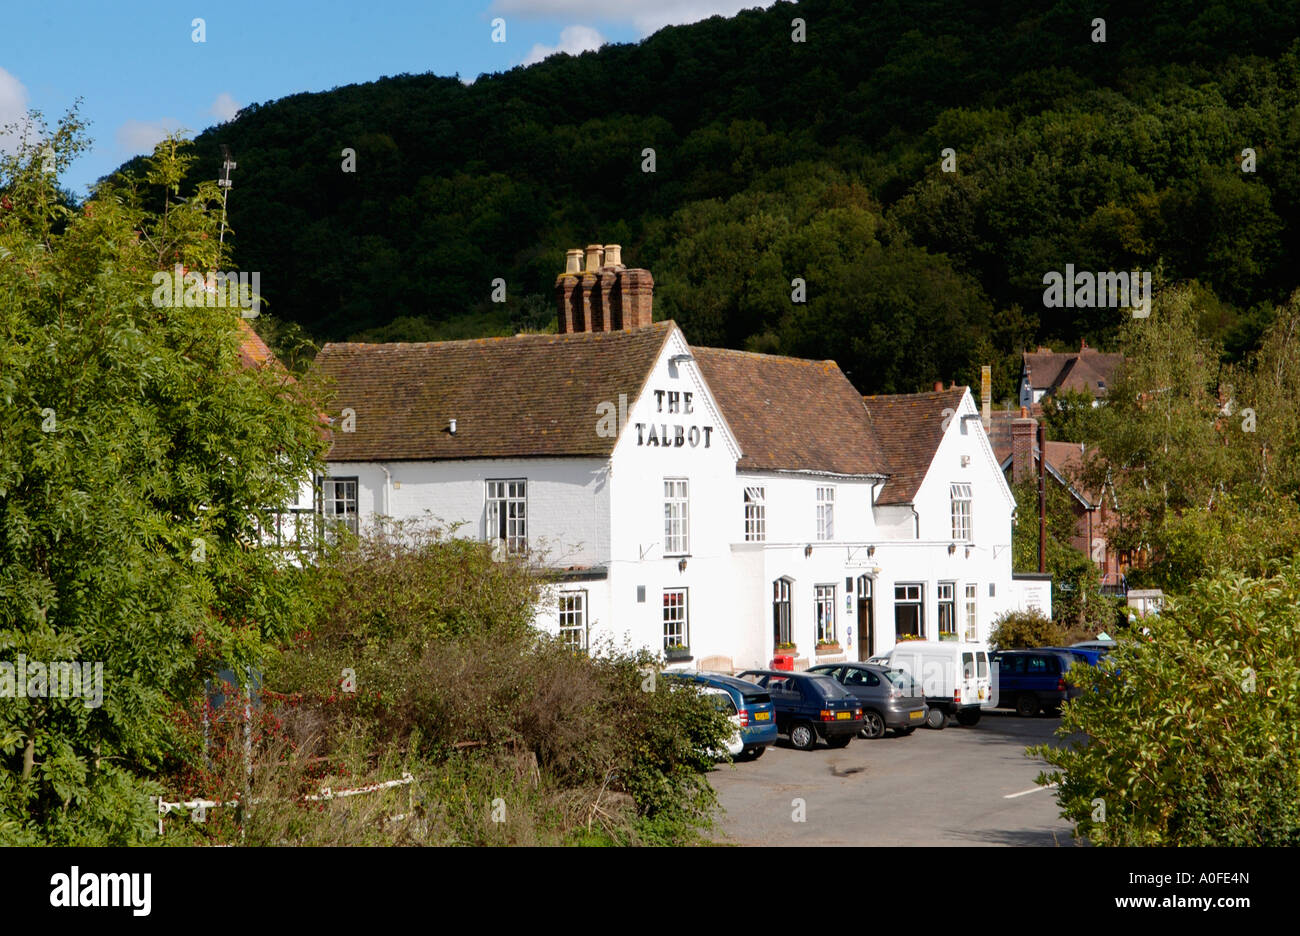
[860,710,886,739]
[924,707,949,730]
[749,745,766,760]
[956,709,981,727]
[1016,694,1039,717]
[826,735,852,748]
[789,722,818,750]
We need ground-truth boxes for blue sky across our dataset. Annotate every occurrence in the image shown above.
[1,1,772,197]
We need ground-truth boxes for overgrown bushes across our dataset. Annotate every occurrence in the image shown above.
[158,520,732,846]
[1033,560,1300,845]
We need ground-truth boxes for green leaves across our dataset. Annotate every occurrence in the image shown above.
[1,119,327,842]
[1035,561,1300,845]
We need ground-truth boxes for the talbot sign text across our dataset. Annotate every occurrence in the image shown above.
[638,389,714,448]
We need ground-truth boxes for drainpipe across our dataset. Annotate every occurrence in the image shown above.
[1038,423,1047,574]
[380,463,392,519]
[911,506,920,540]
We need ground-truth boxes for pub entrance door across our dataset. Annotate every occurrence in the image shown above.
[856,575,874,660]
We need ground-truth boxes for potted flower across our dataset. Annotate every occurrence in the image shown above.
[775,641,798,652]
[897,633,923,642]
[664,643,692,662]
[816,639,841,653]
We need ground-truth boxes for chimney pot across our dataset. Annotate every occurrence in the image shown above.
[584,244,604,272]
[565,249,582,274]
[603,244,622,267]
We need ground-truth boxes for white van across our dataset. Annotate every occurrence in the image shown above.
[873,641,991,729]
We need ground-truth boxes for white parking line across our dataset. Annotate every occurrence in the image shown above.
[1004,783,1056,799]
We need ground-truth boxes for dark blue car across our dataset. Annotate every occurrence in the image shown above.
[989,649,1081,716]
[737,670,864,750]
[1038,645,1104,667]
[669,672,779,759]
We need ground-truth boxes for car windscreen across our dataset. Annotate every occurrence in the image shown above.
[740,690,772,704]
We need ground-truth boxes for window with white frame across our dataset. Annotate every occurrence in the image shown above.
[816,486,835,540]
[964,583,978,641]
[951,482,973,541]
[895,583,924,638]
[814,584,837,644]
[558,591,588,651]
[319,477,358,538]
[938,582,956,639]
[274,508,317,549]
[773,578,792,646]
[663,588,688,650]
[664,479,690,555]
[487,479,527,554]
[744,486,766,542]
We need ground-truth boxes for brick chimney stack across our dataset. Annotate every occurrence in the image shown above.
[1012,407,1037,482]
[555,244,655,333]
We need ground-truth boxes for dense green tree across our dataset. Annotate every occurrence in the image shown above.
[86,0,1298,397]
[1036,559,1300,845]
[0,118,327,843]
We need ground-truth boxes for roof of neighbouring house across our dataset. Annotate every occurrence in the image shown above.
[692,347,889,477]
[1022,344,1123,398]
[986,407,1020,464]
[997,435,1101,508]
[861,387,969,505]
[314,322,674,461]
[236,318,276,369]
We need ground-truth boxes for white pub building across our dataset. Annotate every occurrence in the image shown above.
[310,245,1047,672]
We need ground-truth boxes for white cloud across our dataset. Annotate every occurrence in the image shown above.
[0,66,33,153]
[521,24,607,66]
[494,0,775,35]
[115,119,183,154]
[210,92,240,122]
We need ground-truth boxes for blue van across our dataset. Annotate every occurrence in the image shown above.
[671,672,779,760]
[989,649,1081,716]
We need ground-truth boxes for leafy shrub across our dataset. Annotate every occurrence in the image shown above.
[1033,560,1300,845]
[989,609,1065,649]
[238,521,731,845]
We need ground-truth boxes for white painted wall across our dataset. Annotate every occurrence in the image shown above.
[317,354,1045,672]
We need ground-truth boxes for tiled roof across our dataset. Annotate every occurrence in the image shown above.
[236,319,276,369]
[986,407,1021,464]
[315,322,674,461]
[1043,440,1100,506]
[862,388,969,504]
[692,347,888,476]
[1022,347,1122,397]
[996,433,1101,507]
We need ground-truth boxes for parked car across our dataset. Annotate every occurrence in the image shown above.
[701,687,746,759]
[989,649,1081,716]
[873,641,992,729]
[1070,639,1117,656]
[1038,645,1104,667]
[661,676,746,760]
[668,671,779,760]
[736,670,864,750]
[806,662,928,738]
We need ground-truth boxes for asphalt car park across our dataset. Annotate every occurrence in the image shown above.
[708,708,1080,846]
